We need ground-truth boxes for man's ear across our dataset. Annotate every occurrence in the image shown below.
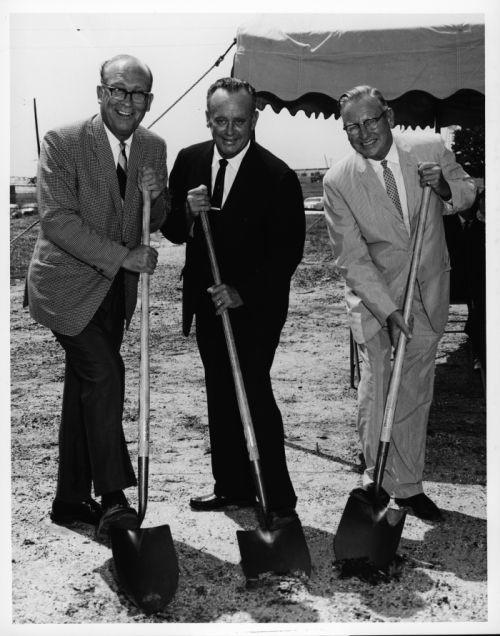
[386,107,395,129]
[146,94,154,112]
[205,110,210,128]
[251,110,259,130]
[96,85,103,103]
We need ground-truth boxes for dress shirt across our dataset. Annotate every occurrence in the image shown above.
[368,143,410,235]
[103,124,133,168]
[211,141,251,208]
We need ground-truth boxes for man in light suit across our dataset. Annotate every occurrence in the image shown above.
[25,54,168,539]
[162,78,305,528]
[323,85,476,521]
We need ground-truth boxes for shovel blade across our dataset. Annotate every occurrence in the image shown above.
[334,488,406,569]
[237,517,312,579]
[111,524,179,614]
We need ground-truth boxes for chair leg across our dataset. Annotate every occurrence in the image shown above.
[480,365,486,395]
[466,336,474,382]
[354,338,361,387]
[349,329,361,389]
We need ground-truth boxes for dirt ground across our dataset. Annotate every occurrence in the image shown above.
[8,214,490,630]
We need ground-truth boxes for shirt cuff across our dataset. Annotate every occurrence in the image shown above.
[442,198,454,215]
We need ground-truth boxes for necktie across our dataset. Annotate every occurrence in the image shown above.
[211,158,228,209]
[381,159,403,219]
[117,142,128,200]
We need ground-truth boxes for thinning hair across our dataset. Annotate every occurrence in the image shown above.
[338,85,388,115]
[206,77,257,111]
[100,54,153,91]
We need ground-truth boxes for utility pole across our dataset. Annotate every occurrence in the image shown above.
[33,98,40,158]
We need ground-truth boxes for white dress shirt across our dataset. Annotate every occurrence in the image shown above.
[368,143,410,235]
[103,124,133,168]
[211,141,251,208]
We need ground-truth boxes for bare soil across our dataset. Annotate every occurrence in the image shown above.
[9,213,487,627]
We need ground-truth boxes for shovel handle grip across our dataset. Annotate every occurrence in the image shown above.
[374,186,431,488]
[199,209,270,515]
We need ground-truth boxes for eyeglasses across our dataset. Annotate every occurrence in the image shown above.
[101,84,151,106]
[211,117,249,130]
[343,110,388,136]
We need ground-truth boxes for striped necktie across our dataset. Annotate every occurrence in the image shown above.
[211,158,228,209]
[117,142,128,200]
[381,159,403,219]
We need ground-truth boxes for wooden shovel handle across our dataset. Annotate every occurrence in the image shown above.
[138,190,151,521]
[374,186,431,489]
[199,209,269,515]
[381,186,432,438]
[139,189,151,457]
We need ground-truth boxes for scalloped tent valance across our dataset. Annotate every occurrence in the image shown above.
[233,15,484,129]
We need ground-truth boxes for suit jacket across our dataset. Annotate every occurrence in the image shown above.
[25,114,168,336]
[161,140,305,341]
[323,133,476,344]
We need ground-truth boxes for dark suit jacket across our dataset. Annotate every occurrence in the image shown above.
[25,114,168,336]
[161,140,305,342]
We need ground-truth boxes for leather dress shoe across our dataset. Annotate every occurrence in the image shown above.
[96,503,139,541]
[395,493,443,522]
[50,498,102,527]
[189,493,255,511]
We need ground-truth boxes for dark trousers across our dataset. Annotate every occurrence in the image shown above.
[52,274,136,502]
[195,304,297,512]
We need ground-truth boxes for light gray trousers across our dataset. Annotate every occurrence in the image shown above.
[357,293,443,498]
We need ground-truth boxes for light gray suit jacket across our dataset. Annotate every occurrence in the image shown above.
[323,133,476,344]
[26,114,167,336]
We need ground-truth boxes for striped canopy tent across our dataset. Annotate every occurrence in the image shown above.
[232,14,485,129]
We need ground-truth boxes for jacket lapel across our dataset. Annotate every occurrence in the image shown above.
[202,142,214,194]
[90,116,123,226]
[122,129,142,240]
[355,153,402,224]
[221,142,255,212]
[397,141,421,234]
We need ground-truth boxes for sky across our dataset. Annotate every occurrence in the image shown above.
[8,11,354,178]
[6,4,492,178]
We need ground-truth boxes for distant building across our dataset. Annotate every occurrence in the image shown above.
[10,177,37,206]
[295,169,327,183]
[10,176,36,186]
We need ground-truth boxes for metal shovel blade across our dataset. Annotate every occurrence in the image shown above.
[333,487,406,569]
[111,524,179,615]
[237,517,312,579]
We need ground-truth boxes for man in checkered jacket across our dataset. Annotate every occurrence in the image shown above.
[25,54,168,540]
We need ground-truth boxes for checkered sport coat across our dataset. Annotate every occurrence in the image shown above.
[25,114,168,336]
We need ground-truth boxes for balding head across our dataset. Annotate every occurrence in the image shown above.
[100,54,153,91]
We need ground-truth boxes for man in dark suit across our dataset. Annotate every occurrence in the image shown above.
[25,54,168,539]
[162,78,305,527]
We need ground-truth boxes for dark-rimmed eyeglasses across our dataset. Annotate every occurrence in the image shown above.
[343,110,388,136]
[101,84,151,106]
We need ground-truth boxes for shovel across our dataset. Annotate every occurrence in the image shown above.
[334,185,432,570]
[200,209,312,580]
[111,189,179,614]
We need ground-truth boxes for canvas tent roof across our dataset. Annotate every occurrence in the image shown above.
[232,14,485,128]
